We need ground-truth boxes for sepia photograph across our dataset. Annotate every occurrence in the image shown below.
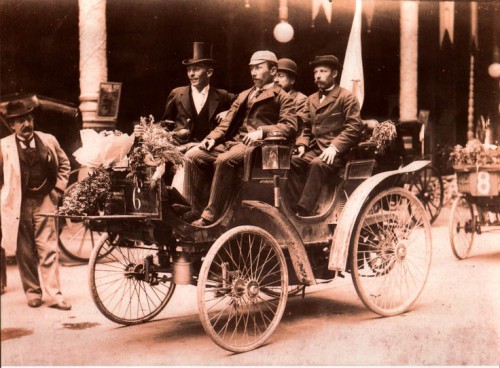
[1,0,499,366]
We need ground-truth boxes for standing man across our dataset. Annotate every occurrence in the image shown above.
[184,50,297,226]
[274,58,308,117]
[135,42,234,149]
[287,55,363,217]
[0,100,71,310]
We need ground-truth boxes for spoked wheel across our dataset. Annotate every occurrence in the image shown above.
[58,217,112,262]
[88,236,176,325]
[350,188,432,317]
[409,165,443,224]
[198,226,288,353]
[449,195,476,260]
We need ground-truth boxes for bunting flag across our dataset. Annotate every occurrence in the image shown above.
[312,0,332,25]
[340,0,364,108]
[470,1,478,49]
[439,1,455,47]
[364,0,376,33]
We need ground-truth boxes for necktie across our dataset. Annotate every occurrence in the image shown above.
[319,90,327,102]
[19,138,34,149]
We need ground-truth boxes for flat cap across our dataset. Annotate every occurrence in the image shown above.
[249,50,278,66]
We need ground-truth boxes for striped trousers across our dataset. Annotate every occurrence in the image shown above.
[184,142,247,222]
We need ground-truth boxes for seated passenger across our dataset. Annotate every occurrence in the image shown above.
[286,55,363,217]
[183,50,297,226]
[134,41,234,151]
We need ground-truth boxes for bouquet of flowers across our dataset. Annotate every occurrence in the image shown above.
[57,168,112,216]
[369,120,397,154]
[73,129,134,168]
[128,115,184,187]
[450,139,499,167]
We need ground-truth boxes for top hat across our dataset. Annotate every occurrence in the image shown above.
[309,55,342,71]
[5,100,35,120]
[182,42,216,66]
[277,58,298,76]
[249,50,278,65]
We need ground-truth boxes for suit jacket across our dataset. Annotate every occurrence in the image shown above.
[207,84,297,144]
[296,85,362,155]
[162,85,234,143]
[0,131,70,254]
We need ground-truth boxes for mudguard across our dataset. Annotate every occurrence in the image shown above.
[328,160,430,272]
[233,200,317,286]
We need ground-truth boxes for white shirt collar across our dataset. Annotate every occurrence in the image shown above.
[191,85,210,113]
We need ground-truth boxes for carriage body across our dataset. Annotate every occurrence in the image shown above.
[449,164,500,259]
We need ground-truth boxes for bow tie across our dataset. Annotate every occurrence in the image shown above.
[319,90,328,98]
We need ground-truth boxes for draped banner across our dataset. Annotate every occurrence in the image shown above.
[439,1,455,47]
[340,0,364,108]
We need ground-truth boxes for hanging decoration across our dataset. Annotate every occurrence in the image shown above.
[439,1,455,47]
[364,0,375,33]
[274,0,294,43]
[340,0,364,108]
[311,0,332,27]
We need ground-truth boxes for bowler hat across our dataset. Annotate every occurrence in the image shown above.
[277,58,298,76]
[182,42,216,66]
[309,55,342,71]
[249,50,278,66]
[5,100,35,120]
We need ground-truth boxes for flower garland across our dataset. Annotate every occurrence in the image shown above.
[57,168,112,216]
[450,139,499,167]
[128,115,184,187]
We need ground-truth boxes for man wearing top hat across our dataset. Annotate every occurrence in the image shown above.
[286,55,363,217]
[134,42,234,149]
[183,50,297,226]
[0,100,71,310]
[274,58,308,118]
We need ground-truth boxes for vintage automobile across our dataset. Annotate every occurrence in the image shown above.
[50,125,433,353]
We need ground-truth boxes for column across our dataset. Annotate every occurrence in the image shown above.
[78,0,111,129]
[399,1,418,122]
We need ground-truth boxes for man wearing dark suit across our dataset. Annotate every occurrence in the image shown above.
[287,55,363,216]
[274,58,308,117]
[0,101,71,310]
[183,50,297,226]
[135,42,234,149]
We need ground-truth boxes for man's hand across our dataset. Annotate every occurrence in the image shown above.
[133,124,145,138]
[242,130,263,145]
[199,138,215,151]
[296,145,306,158]
[319,145,338,165]
[215,110,229,124]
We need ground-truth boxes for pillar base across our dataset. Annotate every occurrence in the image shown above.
[82,120,116,130]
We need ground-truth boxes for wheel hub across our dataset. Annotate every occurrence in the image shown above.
[124,263,144,280]
[396,243,407,260]
[232,279,260,299]
[246,280,260,298]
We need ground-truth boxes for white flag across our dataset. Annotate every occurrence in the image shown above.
[340,0,364,108]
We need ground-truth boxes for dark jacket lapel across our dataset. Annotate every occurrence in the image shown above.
[180,86,195,118]
[207,87,220,122]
